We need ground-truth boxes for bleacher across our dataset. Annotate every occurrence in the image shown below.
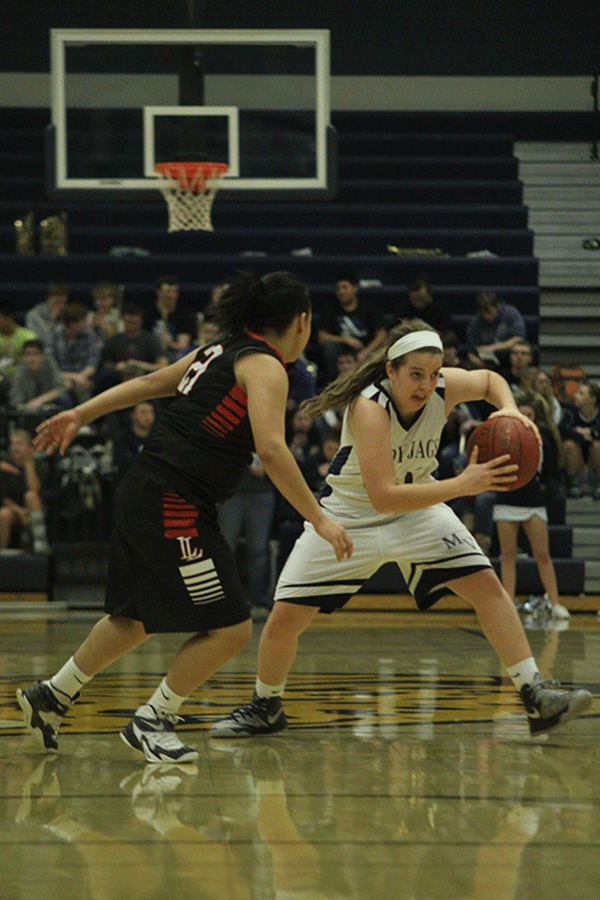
[1,108,540,335]
[0,106,584,601]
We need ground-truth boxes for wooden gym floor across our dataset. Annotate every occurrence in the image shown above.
[1,596,599,899]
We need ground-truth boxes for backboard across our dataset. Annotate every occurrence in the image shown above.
[46,29,336,201]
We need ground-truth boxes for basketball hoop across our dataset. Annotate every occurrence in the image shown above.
[154,162,229,232]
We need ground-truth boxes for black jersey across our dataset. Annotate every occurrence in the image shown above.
[138,331,284,505]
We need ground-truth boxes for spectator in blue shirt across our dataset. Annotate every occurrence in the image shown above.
[112,400,157,481]
[466,290,527,370]
[46,302,102,404]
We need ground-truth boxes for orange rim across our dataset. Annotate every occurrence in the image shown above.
[154,162,228,179]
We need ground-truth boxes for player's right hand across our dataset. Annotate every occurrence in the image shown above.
[314,516,353,561]
[34,409,83,456]
[458,445,518,494]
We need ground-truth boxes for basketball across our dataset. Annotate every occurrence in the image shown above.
[466,415,540,490]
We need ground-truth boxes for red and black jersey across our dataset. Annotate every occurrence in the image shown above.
[138,331,284,505]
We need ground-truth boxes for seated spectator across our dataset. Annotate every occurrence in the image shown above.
[440,329,469,370]
[314,343,359,439]
[8,338,71,412]
[303,427,341,496]
[202,281,229,321]
[317,273,386,383]
[86,281,124,343]
[498,338,533,392]
[46,301,102,404]
[197,313,221,348]
[286,358,317,415]
[0,301,39,402]
[559,379,600,498]
[465,290,527,370]
[150,274,197,363]
[25,282,69,347]
[0,429,49,553]
[520,366,563,425]
[335,342,360,378]
[112,400,156,481]
[494,390,569,619]
[94,302,168,394]
[286,406,321,466]
[395,272,453,333]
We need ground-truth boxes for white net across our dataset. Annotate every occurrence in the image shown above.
[154,163,228,232]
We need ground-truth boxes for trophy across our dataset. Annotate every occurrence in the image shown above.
[40,213,68,255]
[14,212,35,254]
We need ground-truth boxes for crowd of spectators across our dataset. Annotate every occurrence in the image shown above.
[1,272,596,621]
[0,277,196,553]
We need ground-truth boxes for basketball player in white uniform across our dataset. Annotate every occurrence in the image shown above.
[212,323,592,739]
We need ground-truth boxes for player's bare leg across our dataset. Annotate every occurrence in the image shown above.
[495,519,520,603]
[165,619,253,698]
[256,602,319,687]
[121,618,253,762]
[73,615,152,675]
[448,568,531,666]
[211,602,319,738]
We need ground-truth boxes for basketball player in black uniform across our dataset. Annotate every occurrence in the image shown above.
[16,271,353,763]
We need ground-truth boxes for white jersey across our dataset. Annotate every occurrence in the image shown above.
[320,374,447,526]
[277,372,491,610]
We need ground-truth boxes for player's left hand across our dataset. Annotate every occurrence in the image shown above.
[34,409,83,456]
[314,515,354,562]
[489,407,542,445]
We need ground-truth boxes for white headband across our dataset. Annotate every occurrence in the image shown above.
[387,331,444,361]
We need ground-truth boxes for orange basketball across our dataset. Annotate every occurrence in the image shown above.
[466,415,540,490]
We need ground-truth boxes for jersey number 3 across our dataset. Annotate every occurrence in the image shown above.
[178,344,224,395]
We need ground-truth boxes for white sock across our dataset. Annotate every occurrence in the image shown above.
[506,657,540,691]
[255,779,285,797]
[144,678,186,718]
[49,657,91,704]
[506,806,540,837]
[255,677,286,699]
[45,814,88,843]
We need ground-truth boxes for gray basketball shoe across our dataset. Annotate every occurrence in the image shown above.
[520,674,592,736]
[210,693,288,738]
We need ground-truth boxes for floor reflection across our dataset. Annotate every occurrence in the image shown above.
[2,726,600,899]
[1,609,599,899]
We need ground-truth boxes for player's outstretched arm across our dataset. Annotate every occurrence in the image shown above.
[34,350,198,455]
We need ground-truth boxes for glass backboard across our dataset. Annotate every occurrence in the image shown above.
[47,29,336,200]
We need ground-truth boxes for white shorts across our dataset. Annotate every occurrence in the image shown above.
[493,505,547,523]
[274,502,492,612]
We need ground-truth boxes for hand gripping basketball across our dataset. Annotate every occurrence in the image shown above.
[466,415,540,490]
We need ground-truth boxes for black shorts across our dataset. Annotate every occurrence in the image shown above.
[104,465,251,633]
[567,430,593,462]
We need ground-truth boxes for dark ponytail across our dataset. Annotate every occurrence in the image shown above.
[215,270,310,337]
